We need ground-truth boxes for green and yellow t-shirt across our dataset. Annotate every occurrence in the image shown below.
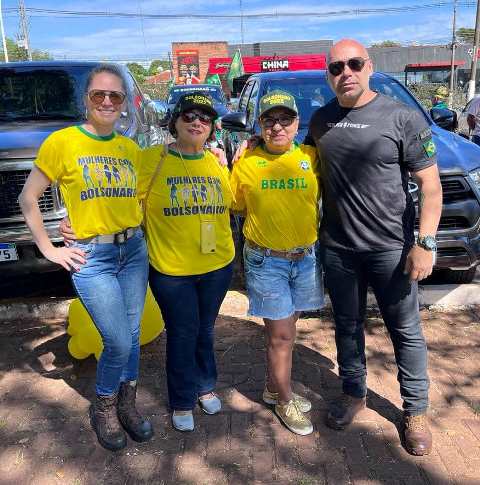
[35,126,142,239]
[138,145,235,276]
[230,143,320,251]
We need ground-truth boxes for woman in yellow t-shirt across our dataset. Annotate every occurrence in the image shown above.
[230,90,324,436]
[19,64,153,451]
[138,93,234,432]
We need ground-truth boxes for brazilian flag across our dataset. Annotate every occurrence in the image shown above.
[205,73,222,86]
[227,49,244,90]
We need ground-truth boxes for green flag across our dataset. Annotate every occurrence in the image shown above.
[226,49,244,90]
[205,73,222,86]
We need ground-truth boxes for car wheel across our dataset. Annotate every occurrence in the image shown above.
[444,267,477,284]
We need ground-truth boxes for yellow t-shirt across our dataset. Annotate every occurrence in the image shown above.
[230,143,320,250]
[35,126,142,239]
[138,145,235,276]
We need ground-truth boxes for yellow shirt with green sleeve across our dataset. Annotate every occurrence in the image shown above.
[230,143,320,251]
[138,145,234,276]
[34,125,142,239]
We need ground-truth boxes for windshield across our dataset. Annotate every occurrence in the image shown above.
[0,67,90,121]
[262,75,423,128]
[168,86,225,105]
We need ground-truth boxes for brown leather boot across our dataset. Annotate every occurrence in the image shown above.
[117,381,154,443]
[89,394,127,451]
[325,394,366,430]
[402,413,432,456]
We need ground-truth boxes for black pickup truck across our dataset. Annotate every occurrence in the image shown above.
[221,70,480,283]
[0,61,165,275]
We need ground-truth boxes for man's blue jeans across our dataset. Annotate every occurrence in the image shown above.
[320,246,429,415]
[71,229,149,396]
[149,263,233,410]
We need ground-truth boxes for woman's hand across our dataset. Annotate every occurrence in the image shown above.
[44,246,86,272]
[232,135,262,164]
[59,216,77,246]
[209,146,228,167]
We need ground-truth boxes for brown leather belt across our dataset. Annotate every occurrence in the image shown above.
[246,239,311,261]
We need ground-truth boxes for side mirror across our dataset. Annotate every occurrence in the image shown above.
[221,111,250,132]
[430,107,457,132]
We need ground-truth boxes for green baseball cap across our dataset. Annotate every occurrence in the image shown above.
[258,90,298,117]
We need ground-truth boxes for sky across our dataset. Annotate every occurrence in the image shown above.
[0,0,478,62]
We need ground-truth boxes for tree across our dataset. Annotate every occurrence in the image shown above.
[370,40,401,48]
[456,27,475,44]
[148,59,170,76]
[0,37,51,61]
[126,62,148,83]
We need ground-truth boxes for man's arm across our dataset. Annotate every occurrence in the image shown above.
[404,164,442,281]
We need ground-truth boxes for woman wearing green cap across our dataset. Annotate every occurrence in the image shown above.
[230,90,324,436]
[139,92,235,432]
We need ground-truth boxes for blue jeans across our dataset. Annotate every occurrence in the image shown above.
[320,246,429,415]
[149,263,233,410]
[71,229,149,396]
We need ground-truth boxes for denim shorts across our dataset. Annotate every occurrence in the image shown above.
[243,243,324,320]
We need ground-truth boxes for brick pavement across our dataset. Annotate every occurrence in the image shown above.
[0,291,479,485]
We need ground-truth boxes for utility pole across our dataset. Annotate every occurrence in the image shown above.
[239,0,244,45]
[18,0,32,61]
[448,0,457,108]
[0,0,8,62]
[467,0,480,101]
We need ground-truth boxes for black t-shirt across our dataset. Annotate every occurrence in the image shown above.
[305,93,437,251]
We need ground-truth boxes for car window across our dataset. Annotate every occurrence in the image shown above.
[262,74,427,128]
[0,66,88,120]
[369,77,422,111]
[246,81,259,125]
[263,77,335,128]
[238,81,254,112]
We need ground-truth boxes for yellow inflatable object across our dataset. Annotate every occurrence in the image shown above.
[67,286,164,360]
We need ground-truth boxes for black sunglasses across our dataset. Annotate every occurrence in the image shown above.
[260,115,297,128]
[328,57,369,77]
[88,89,126,106]
[180,111,213,125]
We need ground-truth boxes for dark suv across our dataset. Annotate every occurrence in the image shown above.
[222,70,480,283]
[0,61,164,275]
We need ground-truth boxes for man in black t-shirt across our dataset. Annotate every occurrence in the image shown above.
[305,39,442,456]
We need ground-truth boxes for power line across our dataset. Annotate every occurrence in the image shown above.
[2,2,477,21]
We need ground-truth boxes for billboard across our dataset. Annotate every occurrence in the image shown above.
[176,50,200,84]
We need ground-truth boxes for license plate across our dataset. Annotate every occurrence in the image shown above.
[0,243,19,262]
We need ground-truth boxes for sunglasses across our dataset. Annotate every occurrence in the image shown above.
[180,111,213,125]
[88,89,126,106]
[260,115,297,129]
[328,57,369,77]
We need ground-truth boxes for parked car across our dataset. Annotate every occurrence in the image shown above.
[222,70,480,283]
[166,84,230,118]
[0,61,164,275]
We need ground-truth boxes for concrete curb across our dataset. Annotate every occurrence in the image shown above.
[1,281,480,321]
[0,297,73,321]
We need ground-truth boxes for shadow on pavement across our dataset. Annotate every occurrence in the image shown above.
[0,307,479,483]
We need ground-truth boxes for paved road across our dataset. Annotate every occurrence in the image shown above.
[0,292,479,484]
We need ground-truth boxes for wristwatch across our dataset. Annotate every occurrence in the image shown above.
[417,235,437,265]
[417,235,437,252]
